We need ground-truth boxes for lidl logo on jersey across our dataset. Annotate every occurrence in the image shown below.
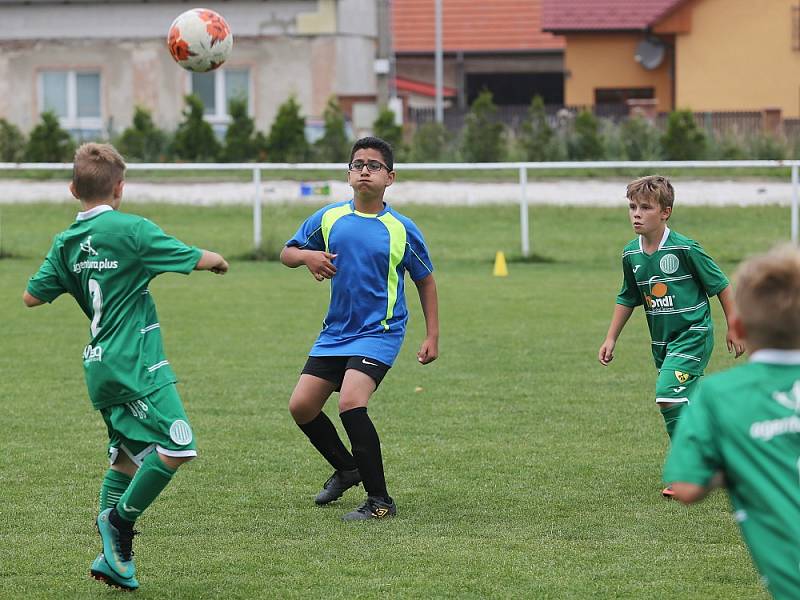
[83,343,103,363]
[644,277,676,310]
[73,236,119,273]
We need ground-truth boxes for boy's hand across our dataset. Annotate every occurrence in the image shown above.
[211,257,229,274]
[305,251,337,282]
[726,330,745,358]
[417,336,438,365]
[598,339,615,365]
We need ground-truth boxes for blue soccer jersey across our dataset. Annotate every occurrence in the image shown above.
[286,200,433,365]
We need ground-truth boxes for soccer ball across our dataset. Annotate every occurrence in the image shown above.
[167,8,233,72]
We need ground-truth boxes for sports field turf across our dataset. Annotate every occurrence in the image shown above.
[0,202,785,598]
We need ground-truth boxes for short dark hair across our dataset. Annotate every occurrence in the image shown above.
[73,143,126,202]
[350,136,394,171]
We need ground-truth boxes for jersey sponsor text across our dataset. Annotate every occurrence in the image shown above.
[73,258,119,273]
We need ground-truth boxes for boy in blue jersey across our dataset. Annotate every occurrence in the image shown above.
[281,136,439,521]
[598,175,744,498]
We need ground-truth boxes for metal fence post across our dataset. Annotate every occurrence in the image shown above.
[253,167,262,249]
[792,164,799,245]
[519,165,529,257]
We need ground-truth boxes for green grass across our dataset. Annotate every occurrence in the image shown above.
[0,202,786,598]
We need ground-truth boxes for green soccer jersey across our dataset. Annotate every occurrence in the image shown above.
[663,350,800,600]
[27,205,202,410]
[616,227,729,375]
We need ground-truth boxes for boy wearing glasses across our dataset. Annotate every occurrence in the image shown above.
[281,136,439,521]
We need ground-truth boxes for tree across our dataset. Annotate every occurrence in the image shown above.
[567,109,604,160]
[0,119,26,161]
[661,110,706,160]
[171,94,220,161]
[116,106,168,162]
[25,111,75,162]
[314,96,350,162]
[373,107,404,159]
[518,96,557,161]
[409,122,449,162]
[620,116,662,161]
[222,97,258,162]
[267,96,309,162]
[461,90,505,162]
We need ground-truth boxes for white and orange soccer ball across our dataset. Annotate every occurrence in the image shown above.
[167,8,233,72]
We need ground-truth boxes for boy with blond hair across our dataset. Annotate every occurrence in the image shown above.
[23,143,228,590]
[598,175,744,497]
[664,245,800,599]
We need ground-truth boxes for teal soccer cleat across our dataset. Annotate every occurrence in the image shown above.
[96,508,137,580]
[90,552,139,590]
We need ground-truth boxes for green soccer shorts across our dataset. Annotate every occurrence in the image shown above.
[655,369,701,404]
[101,384,197,466]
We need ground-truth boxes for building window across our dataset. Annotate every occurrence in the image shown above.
[39,70,102,137]
[594,88,655,105]
[189,68,251,125]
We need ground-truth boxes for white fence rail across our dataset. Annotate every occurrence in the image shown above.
[1,160,798,255]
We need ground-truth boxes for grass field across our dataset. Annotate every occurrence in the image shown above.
[0,201,788,599]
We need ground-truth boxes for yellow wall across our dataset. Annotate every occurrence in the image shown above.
[564,34,673,111]
[675,0,800,117]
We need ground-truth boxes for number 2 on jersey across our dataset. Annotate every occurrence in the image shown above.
[88,278,103,337]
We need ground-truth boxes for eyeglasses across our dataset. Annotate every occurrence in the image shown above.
[348,159,389,173]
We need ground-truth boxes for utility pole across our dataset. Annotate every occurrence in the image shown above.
[434,0,443,123]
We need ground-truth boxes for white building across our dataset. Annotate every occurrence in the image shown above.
[0,0,391,139]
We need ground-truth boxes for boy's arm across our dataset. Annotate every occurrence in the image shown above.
[598,304,634,365]
[414,274,439,365]
[194,250,229,274]
[22,290,45,307]
[671,473,725,504]
[716,285,745,358]
[280,246,337,281]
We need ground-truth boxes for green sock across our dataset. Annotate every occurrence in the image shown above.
[660,403,686,440]
[99,469,132,512]
[116,452,176,523]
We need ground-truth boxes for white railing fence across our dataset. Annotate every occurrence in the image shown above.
[1,160,798,256]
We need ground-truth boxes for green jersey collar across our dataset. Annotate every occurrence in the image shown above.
[751,349,800,365]
[639,226,670,254]
[77,204,114,221]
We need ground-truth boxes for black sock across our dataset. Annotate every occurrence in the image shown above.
[340,407,388,501]
[109,506,133,532]
[298,411,357,471]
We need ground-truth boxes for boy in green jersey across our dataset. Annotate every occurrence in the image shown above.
[664,245,800,600]
[23,143,228,590]
[598,175,744,498]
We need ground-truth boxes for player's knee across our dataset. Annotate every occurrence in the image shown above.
[338,396,366,413]
[158,453,194,471]
[288,397,314,423]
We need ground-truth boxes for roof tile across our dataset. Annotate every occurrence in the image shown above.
[393,0,564,53]
[541,0,684,32]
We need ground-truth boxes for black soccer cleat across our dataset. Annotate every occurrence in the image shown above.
[314,469,361,505]
[341,496,397,521]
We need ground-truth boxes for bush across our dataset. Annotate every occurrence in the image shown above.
[409,122,449,162]
[518,96,560,161]
[748,132,787,160]
[661,110,706,160]
[25,111,75,162]
[568,110,604,160]
[267,96,309,162]
[314,96,350,162]
[373,107,405,159]
[708,132,746,160]
[221,97,258,162]
[171,94,220,161]
[116,106,168,162]
[0,119,26,161]
[461,90,505,162]
[620,116,662,161]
